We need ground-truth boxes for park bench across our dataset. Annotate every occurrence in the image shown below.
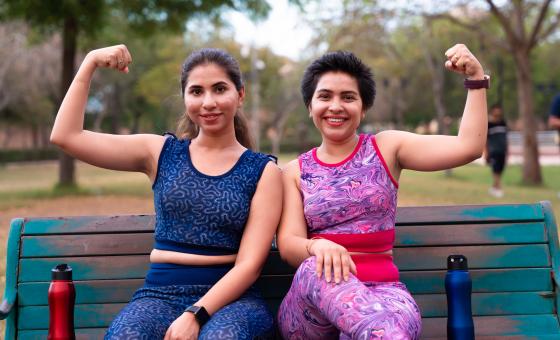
[1,201,559,339]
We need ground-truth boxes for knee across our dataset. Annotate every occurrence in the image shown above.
[294,256,317,280]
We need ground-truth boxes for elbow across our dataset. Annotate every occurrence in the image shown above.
[49,132,63,147]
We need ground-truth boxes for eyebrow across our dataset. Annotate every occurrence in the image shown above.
[187,81,230,90]
[316,89,358,95]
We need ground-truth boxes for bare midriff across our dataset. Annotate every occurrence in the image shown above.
[150,249,237,266]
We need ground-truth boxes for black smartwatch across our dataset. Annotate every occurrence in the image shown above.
[184,305,210,327]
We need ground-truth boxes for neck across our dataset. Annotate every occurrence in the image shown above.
[318,134,360,160]
[192,128,241,150]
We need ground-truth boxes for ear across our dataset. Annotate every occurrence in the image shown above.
[308,105,312,118]
[238,87,245,105]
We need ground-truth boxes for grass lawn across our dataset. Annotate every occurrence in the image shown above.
[0,159,559,335]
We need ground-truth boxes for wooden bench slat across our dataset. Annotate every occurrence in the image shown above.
[18,268,553,306]
[395,222,547,246]
[18,304,126,330]
[421,314,560,337]
[417,291,555,318]
[18,243,551,282]
[19,328,107,340]
[21,234,153,257]
[22,215,155,235]
[399,268,552,294]
[395,204,544,225]
[20,222,548,258]
[394,244,550,270]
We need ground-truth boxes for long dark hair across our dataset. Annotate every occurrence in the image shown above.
[177,48,254,149]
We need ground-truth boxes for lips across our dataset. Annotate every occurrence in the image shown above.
[199,113,222,122]
[324,116,347,127]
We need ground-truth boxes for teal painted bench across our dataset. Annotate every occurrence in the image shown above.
[1,201,559,339]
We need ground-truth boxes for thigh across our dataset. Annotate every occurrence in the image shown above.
[104,287,186,340]
[347,282,422,339]
[199,291,274,340]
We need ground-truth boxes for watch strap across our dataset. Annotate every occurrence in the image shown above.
[464,75,490,89]
[185,305,210,327]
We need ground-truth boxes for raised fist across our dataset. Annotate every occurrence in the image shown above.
[444,44,484,79]
[86,44,132,73]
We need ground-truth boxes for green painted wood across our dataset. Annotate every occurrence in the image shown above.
[18,279,144,306]
[19,256,150,282]
[541,200,560,328]
[421,314,560,337]
[22,215,155,235]
[2,218,23,340]
[21,233,153,257]
[18,267,553,307]
[399,268,552,294]
[395,204,543,225]
[395,222,547,246]
[416,292,555,318]
[18,303,126,330]
[394,244,550,270]
[17,244,551,283]
[19,328,107,340]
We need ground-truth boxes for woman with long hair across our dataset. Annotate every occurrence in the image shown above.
[51,44,282,339]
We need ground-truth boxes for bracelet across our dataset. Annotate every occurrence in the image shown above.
[464,75,490,89]
[305,237,322,256]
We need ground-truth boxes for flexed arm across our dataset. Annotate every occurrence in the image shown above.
[377,44,488,175]
[50,44,164,180]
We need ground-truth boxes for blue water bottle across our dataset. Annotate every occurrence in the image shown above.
[445,255,474,340]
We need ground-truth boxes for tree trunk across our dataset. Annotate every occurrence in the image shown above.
[58,15,78,187]
[514,48,542,184]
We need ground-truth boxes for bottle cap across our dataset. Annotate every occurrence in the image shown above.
[447,255,468,271]
[51,263,73,280]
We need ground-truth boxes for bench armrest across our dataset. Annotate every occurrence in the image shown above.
[0,218,23,322]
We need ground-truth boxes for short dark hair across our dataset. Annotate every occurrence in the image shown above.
[301,51,376,111]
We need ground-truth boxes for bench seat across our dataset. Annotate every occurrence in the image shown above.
[1,201,559,339]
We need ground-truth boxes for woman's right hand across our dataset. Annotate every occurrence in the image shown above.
[307,238,357,283]
[85,44,132,73]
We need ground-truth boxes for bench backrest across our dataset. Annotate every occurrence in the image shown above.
[3,202,559,339]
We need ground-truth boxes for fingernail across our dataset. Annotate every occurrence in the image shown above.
[344,276,348,281]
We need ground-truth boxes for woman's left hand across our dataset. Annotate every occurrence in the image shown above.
[164,312,200,340]
[444,44,484,79]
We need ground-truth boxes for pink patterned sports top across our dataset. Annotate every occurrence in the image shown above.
[299,133,400,282]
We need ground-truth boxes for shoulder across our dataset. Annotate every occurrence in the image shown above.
[282,158,301,181]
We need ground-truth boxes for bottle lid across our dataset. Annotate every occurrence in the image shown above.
[51,263,73,280]
[447,255,468,271]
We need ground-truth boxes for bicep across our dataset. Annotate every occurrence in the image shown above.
[235,163,282,269]
[396,131,482,171]
[57,131,164,176]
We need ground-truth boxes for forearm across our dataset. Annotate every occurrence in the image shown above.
[193,262,262,315]
[278,234,311,268]
[457,87,488,158]
[50,56,97,146]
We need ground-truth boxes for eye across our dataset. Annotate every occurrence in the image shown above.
[317,93,330,100]
[343,94,357,101]
[189,88,202,96]
[215,85,227,93]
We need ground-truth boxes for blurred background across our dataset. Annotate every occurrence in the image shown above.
[1,0,560,333]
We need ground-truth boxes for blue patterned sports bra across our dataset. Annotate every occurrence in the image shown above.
[152,134,272,255]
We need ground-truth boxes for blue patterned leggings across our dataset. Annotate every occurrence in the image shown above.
[105,285,274,339]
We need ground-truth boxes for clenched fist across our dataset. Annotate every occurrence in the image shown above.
[444,44,484,80]
[85,44,132,73]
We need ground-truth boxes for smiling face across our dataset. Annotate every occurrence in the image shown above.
[184,63,244,136]
[309,71,365,142]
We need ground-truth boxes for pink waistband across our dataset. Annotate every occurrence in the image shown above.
[309,230,398,282]
[309,229,395,253]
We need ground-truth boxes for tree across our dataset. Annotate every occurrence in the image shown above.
[433,0,560,185]
[0,0,270,187]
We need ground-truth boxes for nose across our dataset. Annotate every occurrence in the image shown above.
[328,98,343,113]
[202,92,217,110]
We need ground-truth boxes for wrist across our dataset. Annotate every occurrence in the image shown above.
[184,305,210,327]
[466,71,486,81]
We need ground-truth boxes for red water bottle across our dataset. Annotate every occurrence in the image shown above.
[48,264,76,340]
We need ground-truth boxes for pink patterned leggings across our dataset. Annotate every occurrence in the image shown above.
[278,257,422,340]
